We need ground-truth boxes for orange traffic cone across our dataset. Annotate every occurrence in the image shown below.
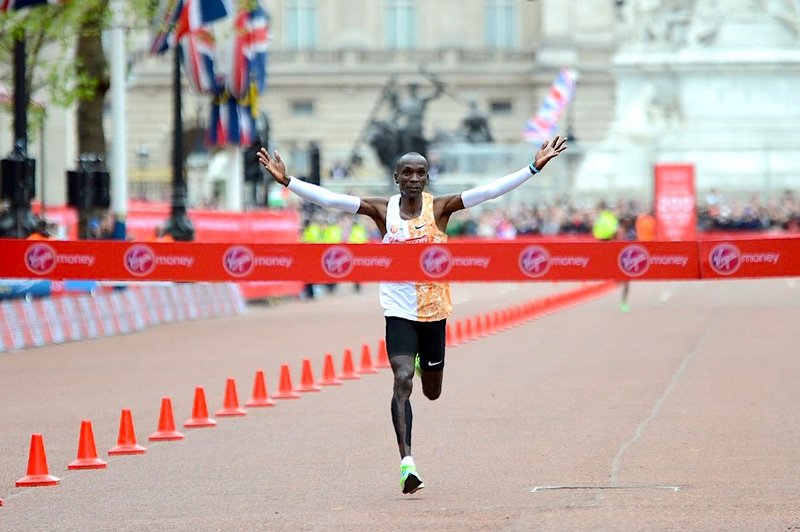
[454,321,464,345]
[298,358,322,392]
[16,434,59,487]
[68,420,107,470]
[375,339,391,369]
[108,409,147,455]
[185,387,217,427]
[149,397,185,441]
[358,343,379,374]
[272,363,300,399]
[216,378,247,416]
[339,348,361,380]
[320,353,342,385]
[246,370,276,407]
[483,314,493,335]
[475,316,485,338]
[464,318,474,341]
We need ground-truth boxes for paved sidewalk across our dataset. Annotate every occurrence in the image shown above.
[2,280,799,530]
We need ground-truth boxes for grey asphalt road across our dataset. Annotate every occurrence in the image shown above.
[1,279,799,531]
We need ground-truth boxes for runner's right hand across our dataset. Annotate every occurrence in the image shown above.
[257,148,290,186]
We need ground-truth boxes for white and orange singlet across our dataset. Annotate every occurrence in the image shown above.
[379,192,452,322]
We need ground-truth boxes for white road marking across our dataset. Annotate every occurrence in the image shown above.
[609,314,720,486]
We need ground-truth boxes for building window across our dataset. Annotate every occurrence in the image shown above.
[291,100,315,115]
[385,0,416,49]
[490,99,512,114]
[285,0,317,49]
[485,0,516,49]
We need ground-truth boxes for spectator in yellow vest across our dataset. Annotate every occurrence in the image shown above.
[593,202,630,313]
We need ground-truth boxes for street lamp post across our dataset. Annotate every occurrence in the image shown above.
[0,37,37,238]
[163,45,194,241]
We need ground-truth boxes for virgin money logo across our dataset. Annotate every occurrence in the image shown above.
[420,246,452,278]
[25,243,56,275]
[709,243,740,275]
[124,245,156,277]
[223,246,255,277]
[618,245,650,277]
[321,246,354,278]
[519,246,551,278]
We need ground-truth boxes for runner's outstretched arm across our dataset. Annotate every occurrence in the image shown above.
[434,136,568,221]
[257,148,362,213]
[258,148,388,229]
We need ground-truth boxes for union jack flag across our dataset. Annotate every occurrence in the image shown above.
[179,27,221,94]
[245,2,269,94]
[1,0,64,11]
[151,0,233,55]
[207,92,256,147]
[226,2,269,99]
[150,0,184,55]
[523,68,578,144]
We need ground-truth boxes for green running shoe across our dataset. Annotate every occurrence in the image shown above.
[414,354,421,378]
[400,462,424,494]
[620,301,630,314]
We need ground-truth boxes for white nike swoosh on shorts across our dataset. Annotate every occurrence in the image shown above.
[427,360,442,367]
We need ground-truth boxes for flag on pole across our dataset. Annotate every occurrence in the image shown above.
[179,27,221,94]
[150,0,185,55]
[245,2,269,94]
[227,9,250,100]
[523,68,578,144]
[207,92,258,147]
[150,0,233,55]
[1,0,64,11]
[225,2,269,99]
[204,1,268,146]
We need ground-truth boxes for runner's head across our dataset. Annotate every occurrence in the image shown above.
[394,152,429,199]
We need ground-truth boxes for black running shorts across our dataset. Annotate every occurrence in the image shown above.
[385,316,446,372]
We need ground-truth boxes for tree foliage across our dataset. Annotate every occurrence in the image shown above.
[0,0,158,147]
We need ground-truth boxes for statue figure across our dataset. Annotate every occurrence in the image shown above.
[388,77,444,155]
[621,0,798,47]
[361,76,446,180]
[621,0,693,46]
[458,100,494,143]
[365,119,403,176]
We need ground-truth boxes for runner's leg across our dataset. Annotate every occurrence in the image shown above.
[418,319,446,400]
[386,317,418,458]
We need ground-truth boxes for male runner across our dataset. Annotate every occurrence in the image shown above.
[257,136,567,494]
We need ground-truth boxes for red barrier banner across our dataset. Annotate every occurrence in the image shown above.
[33,204,299,243]
[654,163,696,241]
[699,237,800,278]
[31,205,302,300]
[0,240,701,282]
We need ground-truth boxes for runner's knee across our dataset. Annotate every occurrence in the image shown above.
[393,367,414,396]
[422,386,441,401]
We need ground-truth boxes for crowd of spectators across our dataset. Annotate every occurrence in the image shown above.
[434,189,800,239]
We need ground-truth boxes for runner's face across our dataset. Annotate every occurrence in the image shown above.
[395,162,428,199]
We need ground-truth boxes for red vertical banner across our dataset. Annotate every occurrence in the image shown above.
[654,164,697,241]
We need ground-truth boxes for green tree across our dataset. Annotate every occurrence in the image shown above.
[0,0,156,153]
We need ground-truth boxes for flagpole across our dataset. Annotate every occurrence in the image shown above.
[164,44,195,241]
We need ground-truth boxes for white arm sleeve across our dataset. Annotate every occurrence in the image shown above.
[287,177,361,214]
[460,166,536,209]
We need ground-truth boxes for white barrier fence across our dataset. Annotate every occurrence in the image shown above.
[0,283,246,353]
